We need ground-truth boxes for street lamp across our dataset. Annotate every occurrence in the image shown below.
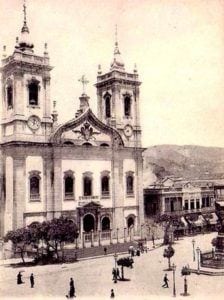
[192,239,195,261]
[172,263,176,297]
[181,265,191,296]
[113,252,118,283]
[196,247,200,274]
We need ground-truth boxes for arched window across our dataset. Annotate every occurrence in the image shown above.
[126,172,134,195]
[101,174,110,196]
[101,217,110,231]
[28,79,39,106]
[64,171,74,199]
[6,85,13,108]
[83,173,93,196]
[105,96,111,118]
[29,171,41,201]
[124,96,131,117]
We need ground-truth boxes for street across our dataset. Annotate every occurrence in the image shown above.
[0,232,222,299]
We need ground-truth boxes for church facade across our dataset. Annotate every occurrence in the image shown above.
[0,6,144,245]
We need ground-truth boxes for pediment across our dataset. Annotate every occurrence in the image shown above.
[50,108,124,147]
[83,201,102,208]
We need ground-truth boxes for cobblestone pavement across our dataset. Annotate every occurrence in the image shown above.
[0,232,222,300]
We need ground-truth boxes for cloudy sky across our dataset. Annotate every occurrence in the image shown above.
[1,0,224,148]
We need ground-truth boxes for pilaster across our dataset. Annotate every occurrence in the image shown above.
[13,156,26,229]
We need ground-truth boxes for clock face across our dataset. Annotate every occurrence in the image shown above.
[124,125,133,137]
[27,115,41,131]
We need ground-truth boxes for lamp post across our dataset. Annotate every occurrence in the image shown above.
[113,252,118,283]
[196,247,200,274]
[192,239,195,261]
[172,263,176,297]
[141,224,144,239]
[181,266,191,296]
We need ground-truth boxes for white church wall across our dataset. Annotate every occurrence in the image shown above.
[61,159,111,210]
[123,158,137,206]
[25,156,44,212]
[25,215,45,226]
[4,156,14,234]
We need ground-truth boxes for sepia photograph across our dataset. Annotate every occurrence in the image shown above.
[0,0,224,299]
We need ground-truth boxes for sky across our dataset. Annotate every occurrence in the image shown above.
[0,0,224,148]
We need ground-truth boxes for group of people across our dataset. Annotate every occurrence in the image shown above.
[17,272,76,297]
[17,272,34,288]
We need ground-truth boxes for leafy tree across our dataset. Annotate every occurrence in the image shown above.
[117,257,134,280]
[163,244,175,270]
[155,214,183,244]
[4,227,32,263]
[4,217,79,264]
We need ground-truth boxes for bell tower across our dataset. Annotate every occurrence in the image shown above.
[95,28,142,147]
[0,2,53,143]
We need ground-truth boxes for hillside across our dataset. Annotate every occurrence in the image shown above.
[143,145,224,186]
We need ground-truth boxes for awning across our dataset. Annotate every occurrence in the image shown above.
[204,212,218,225]
[216,201,224,207]
[193,215,206,227]
[180,216,188,228]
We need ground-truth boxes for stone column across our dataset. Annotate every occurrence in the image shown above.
[98,230,101,246]
[124,227,127,242]
[82,232,85,248]
[91,230,94,247]
[110,229,113,244]
[111,154,124,238]
[136,152,144,235]
[116,228,119,244]
[52,149,62,218]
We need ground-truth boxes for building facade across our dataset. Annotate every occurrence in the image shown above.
[144,177,219,232]
[0,6,144,245]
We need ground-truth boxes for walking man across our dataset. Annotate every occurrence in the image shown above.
[69,278,75,298]
[112,268,117,283]
[162,273,169,288]
[116,268,120,280]
[30,273,34,288]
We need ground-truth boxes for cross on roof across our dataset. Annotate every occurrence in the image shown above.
[23,0,27,24]
[78,75,89,95]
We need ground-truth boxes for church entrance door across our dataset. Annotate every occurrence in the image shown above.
[83,214,95,232]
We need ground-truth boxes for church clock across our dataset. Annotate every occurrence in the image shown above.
[27,115,41,131]
[124,124,133,137]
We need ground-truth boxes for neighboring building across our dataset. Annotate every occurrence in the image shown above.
[0,5,144,245]
[144,177,220,231]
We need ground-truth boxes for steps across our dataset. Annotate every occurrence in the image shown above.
[64,241,137,262]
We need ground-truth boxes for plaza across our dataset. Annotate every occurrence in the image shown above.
[0,232,223,299]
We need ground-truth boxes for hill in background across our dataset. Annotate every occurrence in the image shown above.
[143,144,224,186]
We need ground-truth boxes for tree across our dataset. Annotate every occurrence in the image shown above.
[117,257,134,280]
[30,217,79,262]
[163,244,175,270]
[4,217,79,264]
[155,214,184,244]
[4,227,32,263]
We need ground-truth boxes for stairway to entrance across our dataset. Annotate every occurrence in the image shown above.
[64,241,137,261]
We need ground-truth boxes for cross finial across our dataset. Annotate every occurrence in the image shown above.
[78,75,89,95]
[115,24,118,45]
[23,0,27,25]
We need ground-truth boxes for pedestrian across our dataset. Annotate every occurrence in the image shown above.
[112,268,117,282]
[110,289,115,298]
[162,273,169,288]
[104,247,107,255]
[30,273,34,288]
[152,234,155,247]
[116,268,120,279]
[70,278,75,298]
[17,272,23,285]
